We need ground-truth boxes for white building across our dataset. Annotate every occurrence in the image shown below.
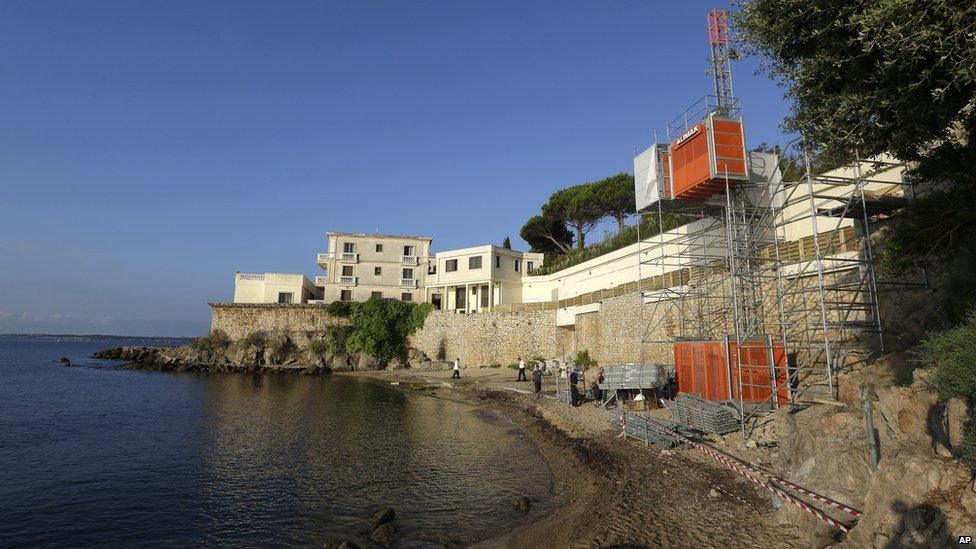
[232,272,321,304]
[425,245,544,312]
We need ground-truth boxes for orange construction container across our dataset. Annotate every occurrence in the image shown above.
[668,113,748,201]
[674,338,788,406]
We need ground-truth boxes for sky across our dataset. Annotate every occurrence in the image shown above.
[0,1,792,337]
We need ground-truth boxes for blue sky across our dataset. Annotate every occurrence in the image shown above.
[0,1,791,336]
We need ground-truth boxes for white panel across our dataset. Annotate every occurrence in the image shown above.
[634,144,664,212]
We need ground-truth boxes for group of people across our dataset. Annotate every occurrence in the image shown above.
[516,357,545,396]
[451,356,599,404]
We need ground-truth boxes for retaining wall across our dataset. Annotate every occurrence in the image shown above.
[209,303,345,341]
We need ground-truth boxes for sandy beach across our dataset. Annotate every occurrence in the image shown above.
[345,367,804,548]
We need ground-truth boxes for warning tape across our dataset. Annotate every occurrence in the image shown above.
[618,411,861,533]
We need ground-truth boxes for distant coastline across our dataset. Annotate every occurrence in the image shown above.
[0,333,193,344]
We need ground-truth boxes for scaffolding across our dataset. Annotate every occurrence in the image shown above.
[635,137,911,430]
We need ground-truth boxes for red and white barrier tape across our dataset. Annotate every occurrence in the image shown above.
[620,411,861,533]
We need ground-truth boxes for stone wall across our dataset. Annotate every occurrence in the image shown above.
[409,310,563,367]
[209,303,345,341]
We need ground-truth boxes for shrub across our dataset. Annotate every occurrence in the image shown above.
[343,300,435,361]
[192,329,231,351]
[326,301,353,317]
[267,335,296,358]
[306,339,330,356]
[243,330,268,349]
[573,349,597,368]
[916,310,976,463]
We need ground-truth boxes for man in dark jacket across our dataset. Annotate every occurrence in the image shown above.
[569,368,581,407]
[532,365,543,396]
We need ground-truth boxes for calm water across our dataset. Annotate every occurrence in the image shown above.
[0,336,554,547]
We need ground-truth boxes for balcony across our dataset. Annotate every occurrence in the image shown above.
[236,273,266,282]
[401,255,418,264]
[400,278,417,288]
[339,276,358,285]
[307,299,326,305]
[316,253,330,264]
[314,276,328,286]
[340,252,359,262]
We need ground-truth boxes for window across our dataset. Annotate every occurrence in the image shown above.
[374,266,382,276]
[445,259,458,272]
[480,285,489,308]
[340,290,352,301]
[277,292,294,304]
[342,265,354,276]
[401,292,413,302]
[402,268,414,279]
[375,243,383,253]
[515,259,521,272]
[495,255,501,268]
[527,261,534,273]
[343,242,355,253]
[469,256,482,269]
[403,245,415,256]
[370,291,383,300]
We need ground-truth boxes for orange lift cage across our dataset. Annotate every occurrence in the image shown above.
[673,338,789,406]
[667,112,748,201]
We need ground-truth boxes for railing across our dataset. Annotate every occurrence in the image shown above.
[236,273,266,281]
[401,255,418,264]
[307,299,326,305]
[339,276,357,285]
[400,278,417,288]
[316,253,330,263]
[314,276,328,286]
[341,252,359,262]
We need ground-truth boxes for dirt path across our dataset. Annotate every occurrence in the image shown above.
[346,369,803,548]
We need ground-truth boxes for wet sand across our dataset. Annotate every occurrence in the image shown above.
[345,368,803,548]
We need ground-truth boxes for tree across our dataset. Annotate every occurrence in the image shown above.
[543,183,603,250]
[735,1,976,177]
[520,214,573,254]
[591,172,635,232]
[502,236,512,249]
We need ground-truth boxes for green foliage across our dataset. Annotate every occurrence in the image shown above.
[520,214,574,254]
[192,329,231,352]
[502,236,512,249]
[243,330,268,349]
[735,0,976,173]
[591,172,636,231]
[543,183,603,250]
[326,300,353,317]
[573,349,597,368]
[506,363,520,370]
[306,338,331,356]
[530,212,687,276]
[343,300,435,361]
[916,310,976,462]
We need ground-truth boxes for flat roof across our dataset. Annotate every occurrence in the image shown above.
[326,231,433,241]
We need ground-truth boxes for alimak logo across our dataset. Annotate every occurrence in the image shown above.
[673,124,703,147]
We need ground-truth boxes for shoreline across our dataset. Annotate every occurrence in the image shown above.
[343,368,802,548]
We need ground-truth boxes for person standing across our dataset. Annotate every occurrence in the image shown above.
[452,357,461,379]
[532,365,543,396]
[517,357,526,382]
[569,367,581,407]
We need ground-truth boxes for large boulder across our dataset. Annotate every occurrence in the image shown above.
[369,508,395,530]
[387,356,406,371]
[356,355,384,371]
[406,347,429,369]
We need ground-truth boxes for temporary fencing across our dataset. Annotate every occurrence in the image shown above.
[612,409,862,533]
[666,393,742,434]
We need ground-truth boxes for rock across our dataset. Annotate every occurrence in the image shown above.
[745,439,758,449]
[512,496,531,514]
[369,523,395,547]
[387,356,406,371]
[406,347,429,369]
[357,355,384,371]
[57,356,70,364]
[322,540,360,549]
[369,508,396,530]
[708,488,719,498]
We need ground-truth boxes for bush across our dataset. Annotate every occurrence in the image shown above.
[327,300,353,317]
[267,336,296,358]
[916,310,976,463]
[343,300,435,361]
[573,349,597,368]
[192,329,231,351]
[306,339,330,356]
[243,330,268,349]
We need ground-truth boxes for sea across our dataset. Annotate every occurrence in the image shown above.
[0,335,555,547]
